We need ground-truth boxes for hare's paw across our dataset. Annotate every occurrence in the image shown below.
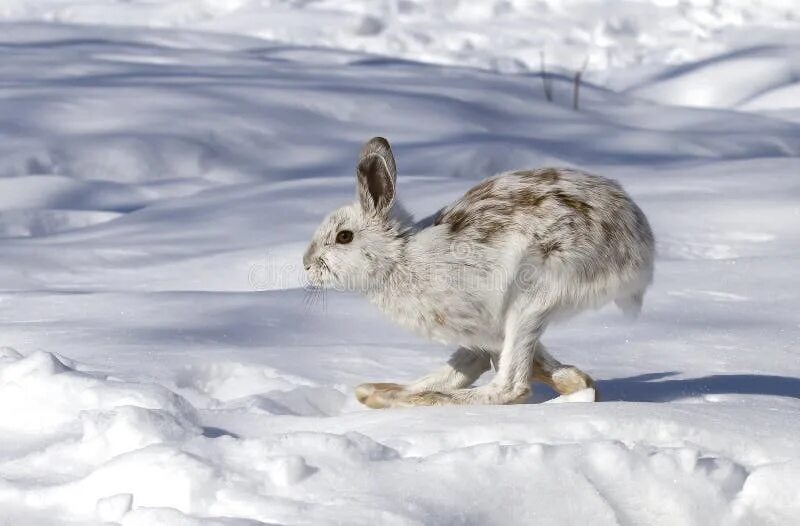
[403,385,530,406]
[355,382,405,409]
[356,384,456,408]
[551,366,598,400]
[402,390,454,406]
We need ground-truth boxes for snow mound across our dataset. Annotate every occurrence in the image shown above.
[6,348,796,526]
[0,349,198,438]
[174,361,348,416]
[0,209,122,237]
[627,45,800,110]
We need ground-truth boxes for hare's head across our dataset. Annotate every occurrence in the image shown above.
[303,137,406,291]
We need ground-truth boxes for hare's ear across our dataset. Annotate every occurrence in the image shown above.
[356,137,396,217]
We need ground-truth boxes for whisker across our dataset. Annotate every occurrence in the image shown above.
[303,284,321,311]
[303,257,335,314]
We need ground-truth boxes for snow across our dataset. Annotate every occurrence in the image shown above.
[626,44,800,110]
[0,2,799,525]
[3,0,800,77]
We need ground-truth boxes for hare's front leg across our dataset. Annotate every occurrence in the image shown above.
[403,310,546,406]
[355,347,491,408]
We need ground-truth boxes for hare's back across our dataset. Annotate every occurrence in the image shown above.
[434,168,654,279]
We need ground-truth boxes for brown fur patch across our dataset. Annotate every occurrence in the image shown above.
[541,168,561,183]
[548,190,593,217]
[476,212,514,243]
[438,205,514,243]
[600,219,616,241]
[434,311,446,326]
[463,178,497,201]
[435,168,594,246]
[441,208,471,232]
[540,239,562,259]
[512,187,546,209]
[514,168,561,184]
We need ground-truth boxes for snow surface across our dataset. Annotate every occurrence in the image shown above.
[3,0,800,77]
[0,3,799,525]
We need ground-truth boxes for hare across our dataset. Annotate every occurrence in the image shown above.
[303,137,654,408]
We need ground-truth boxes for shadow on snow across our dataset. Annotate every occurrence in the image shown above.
[596,371,800,402]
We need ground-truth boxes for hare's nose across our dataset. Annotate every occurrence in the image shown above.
[302,250,313,271]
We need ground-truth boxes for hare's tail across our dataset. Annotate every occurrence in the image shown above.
[615,291,644,320]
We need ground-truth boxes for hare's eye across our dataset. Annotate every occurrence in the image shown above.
[336,230,354,244]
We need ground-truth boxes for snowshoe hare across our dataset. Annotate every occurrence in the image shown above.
[303,137,654,407]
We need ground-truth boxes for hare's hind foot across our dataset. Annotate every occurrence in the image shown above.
[551,366,596,396]
[355,382,529,408]
[404,385,530,406]
[533,364,595,394]
[531,344,598,401]
[354,383,447,408]
[552,367,598,401]
[355,347,493,409]
[532,364,598,401]
[355,383,441,408]
[355,382,406,409]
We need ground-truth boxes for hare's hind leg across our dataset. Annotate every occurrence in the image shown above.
[531,343,597,399]
[355,347,491,409]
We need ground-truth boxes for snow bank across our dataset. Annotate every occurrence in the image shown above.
[2,346,798,524]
